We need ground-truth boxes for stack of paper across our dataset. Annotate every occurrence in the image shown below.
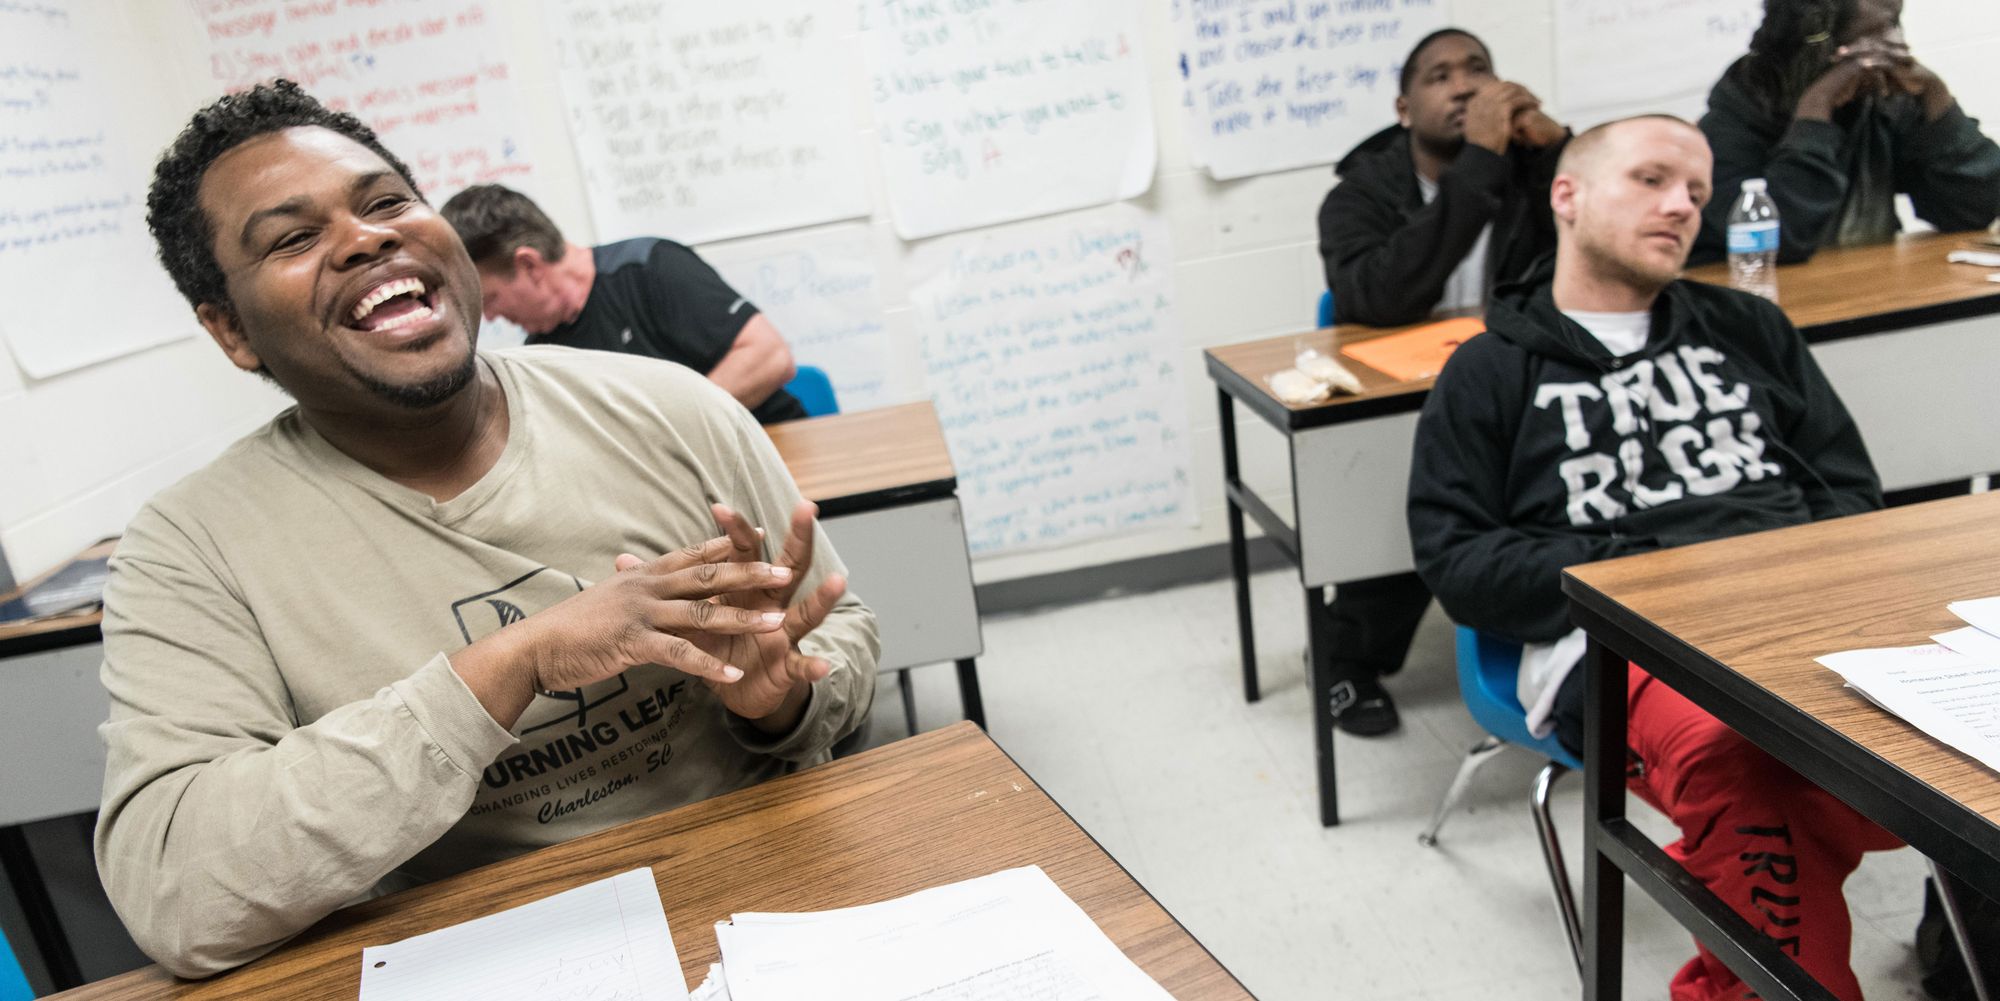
[358,866,1168,1001]
[715,866,1174,1001]
[1815,595,2000,774]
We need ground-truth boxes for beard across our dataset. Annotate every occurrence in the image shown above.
[351,346,479,409]
[1578,226,1684,298]
[1410,127,1466,163]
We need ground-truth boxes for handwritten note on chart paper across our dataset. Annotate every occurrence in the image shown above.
[548,0,870,245]
[359,868,688,1001]
[861,0,1156,240]
[185,0,534,198]
[0,1,190,376]
[1555,0,1761,126]
[704,226,899,411]
[1171,0,1450,180]
[911,204,1195,556]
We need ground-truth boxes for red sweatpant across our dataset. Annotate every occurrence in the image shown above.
[1623,664,1904,1001]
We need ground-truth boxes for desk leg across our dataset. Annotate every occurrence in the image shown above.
[1219,387,1260,703]
[897,669,919,735]
[1582,637,1626,1001]
[955,658,986,730]
[1306,587,1339,827]
[0,824,81,991]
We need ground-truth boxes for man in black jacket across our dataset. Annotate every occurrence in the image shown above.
[1308,28,1568,735]
[1409,115,1898,1001]
[1694,0,2000,264]
[1318,28,1568,327]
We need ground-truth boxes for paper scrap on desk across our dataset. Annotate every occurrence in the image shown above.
[1816,644,2000,774]
[1339,317,1485,382]
[690,964,731,1001]
[715,865,1171,1001]
[1935,626,2000,662]
[1950,597,2000,638]
[358,868,688,1001]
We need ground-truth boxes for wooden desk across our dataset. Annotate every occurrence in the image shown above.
[0,540,113,660]
[0,540,117,990]
[1563,492,2000,1001]
[1204,230,2000,828]
[48,723,1251,1001]
[767,402,986,730]
[1684,229,2000,337]
[766,401,958,517]
[1205,322,1444,828]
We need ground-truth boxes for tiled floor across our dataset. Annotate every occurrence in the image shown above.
[874,568,1934,1001]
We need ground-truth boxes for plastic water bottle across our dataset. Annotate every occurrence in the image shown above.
[1727,178,1780,303]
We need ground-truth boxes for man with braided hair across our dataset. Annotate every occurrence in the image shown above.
[1693,0,2000,263]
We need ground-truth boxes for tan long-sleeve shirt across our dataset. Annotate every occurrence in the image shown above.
[95,346,877,977]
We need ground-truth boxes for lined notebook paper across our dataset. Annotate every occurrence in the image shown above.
[358,868,688,1001]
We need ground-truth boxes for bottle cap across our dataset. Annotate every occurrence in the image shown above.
[1743,178,1768,193]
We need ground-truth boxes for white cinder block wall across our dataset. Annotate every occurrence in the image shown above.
[3,1,1995,583]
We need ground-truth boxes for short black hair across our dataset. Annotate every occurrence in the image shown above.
[1399,28,1490,95]
[146,79,420,311]
[438,184,568,274]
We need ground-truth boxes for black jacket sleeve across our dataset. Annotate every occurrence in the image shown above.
[1753,299,1883,520]
[1319,145,1513,327]
[1406,338,1650,644]
[1697,110,1850,265]
[1897,103,2000,235]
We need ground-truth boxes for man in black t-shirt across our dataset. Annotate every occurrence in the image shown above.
[441,185,806,424]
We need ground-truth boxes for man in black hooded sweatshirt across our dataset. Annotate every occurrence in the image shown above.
[1409,115,1899,1001]
[1308,28,1568,735]
[1693,0,2000,265]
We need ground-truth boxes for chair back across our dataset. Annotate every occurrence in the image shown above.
[0,926,32,1001]
[1453,626,1582,769]
[1316,290,1335,328]
[784,365,839,417]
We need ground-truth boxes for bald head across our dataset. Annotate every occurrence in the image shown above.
[1555,114,1703,181]
[1550,115,1715,301]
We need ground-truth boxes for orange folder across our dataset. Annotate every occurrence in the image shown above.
[1339,316,1485,382]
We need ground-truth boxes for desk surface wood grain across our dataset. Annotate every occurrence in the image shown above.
[1566,492,2000,824]
[1683,230,1999,329]
[49,723,1250,1001]
[0,539,114,645]
[1204,320,1445,414]
[765,402,956,505]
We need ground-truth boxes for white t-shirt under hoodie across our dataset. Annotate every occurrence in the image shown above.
[1517,309,1652,738]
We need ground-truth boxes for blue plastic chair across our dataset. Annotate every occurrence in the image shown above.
[1315,290,1335,328]
[782,365,839,418]
[0,925,32,1001]
[1420,626,1585,974]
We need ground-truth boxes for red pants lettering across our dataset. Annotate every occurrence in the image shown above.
[1623,664,1903,1001]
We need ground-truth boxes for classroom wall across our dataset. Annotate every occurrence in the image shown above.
[3,0,1996,584]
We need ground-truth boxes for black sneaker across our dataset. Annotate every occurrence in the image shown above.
[1329,675,1400,737]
